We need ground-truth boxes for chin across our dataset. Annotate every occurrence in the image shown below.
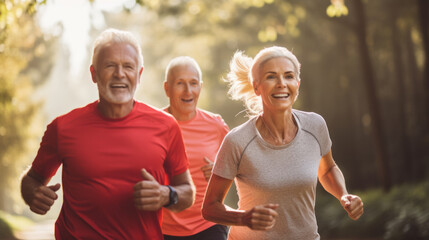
[103,94,133,105]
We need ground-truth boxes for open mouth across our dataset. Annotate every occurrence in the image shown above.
[272,93,290,99]
[110,83,128,89]
[181,98,194,103]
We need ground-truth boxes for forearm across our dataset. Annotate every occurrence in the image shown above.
[166,182,195,212]
[319,165,348,200]
[202,202,246,226]
[20,169,46,205]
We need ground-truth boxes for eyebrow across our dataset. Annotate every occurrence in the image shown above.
[264,70,294,75]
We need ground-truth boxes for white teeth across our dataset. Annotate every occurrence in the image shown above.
[111,84,127,88]
[272,93,290,98]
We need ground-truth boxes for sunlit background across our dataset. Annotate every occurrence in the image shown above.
[1,0,428,239]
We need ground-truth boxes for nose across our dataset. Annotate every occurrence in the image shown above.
[114,66,125,78]
[277,76,287,88]
[184,83,192,94]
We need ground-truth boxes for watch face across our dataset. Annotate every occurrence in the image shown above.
[165,185,178,207]
[170,187,178,205]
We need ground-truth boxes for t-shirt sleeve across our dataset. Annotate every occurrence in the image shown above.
[317,115,332,156]
[218,117,230,140]
[164,120,189,178]
[32,118,62,179]
[212,132,241,180]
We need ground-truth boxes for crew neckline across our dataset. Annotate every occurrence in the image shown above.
[253,110,301,149]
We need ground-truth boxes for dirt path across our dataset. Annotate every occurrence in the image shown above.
[14,219,55,240]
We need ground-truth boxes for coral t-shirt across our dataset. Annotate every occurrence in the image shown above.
[162,108,229,236]
[32,101,189,240]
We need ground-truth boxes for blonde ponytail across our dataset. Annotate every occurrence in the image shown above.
[224,51,262,116]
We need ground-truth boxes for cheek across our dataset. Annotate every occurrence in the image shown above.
[192,88,201,97]
[172,88,184,98]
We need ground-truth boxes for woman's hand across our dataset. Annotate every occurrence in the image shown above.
[241,203,279,230]
[340,194,364,220]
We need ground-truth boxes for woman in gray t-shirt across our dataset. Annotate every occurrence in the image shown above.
[202,46,364,240]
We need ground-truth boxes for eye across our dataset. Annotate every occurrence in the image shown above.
[285,73,295,79]
[124,64,135,70]
[266,74,276,79]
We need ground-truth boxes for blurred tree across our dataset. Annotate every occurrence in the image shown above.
[417,0,429,130]
[350,0,391,190]
[0,0,57,212]
[129,0,426,190]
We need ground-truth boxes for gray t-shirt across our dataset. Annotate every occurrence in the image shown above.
[213,109,332,240]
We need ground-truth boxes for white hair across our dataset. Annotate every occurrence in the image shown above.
[225,46,301,116]
[91,28,144,69]
[164,56,202,82]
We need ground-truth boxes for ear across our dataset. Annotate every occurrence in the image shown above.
[163,81,170,98]
[90,65,97,83]
[253,81,261,96]
[138,67,144,84]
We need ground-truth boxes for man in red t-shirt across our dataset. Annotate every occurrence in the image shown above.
[162,56,229,240]
[20,29,195,240]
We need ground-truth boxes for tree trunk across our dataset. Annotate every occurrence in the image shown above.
[352,0,391,191]
[418,0,429,131]
[390,8,412,184]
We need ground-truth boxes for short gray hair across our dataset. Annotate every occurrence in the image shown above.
[165,56,202,82]
[91,28,144,69]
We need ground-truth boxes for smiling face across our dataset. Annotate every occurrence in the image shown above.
[164,64,202,121]
[91,42,141,106]
[253,57,300,113]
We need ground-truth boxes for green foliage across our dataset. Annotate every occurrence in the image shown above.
[0,210,33,239]
[316,182,429,239]
[0,0,54,212]
[0,217,16,240]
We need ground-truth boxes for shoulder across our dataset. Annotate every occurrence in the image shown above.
[197,108,227,127]
[134,101,177,124]
[293,109,328,130]
[55,101,98,125]
[223,118,256,146]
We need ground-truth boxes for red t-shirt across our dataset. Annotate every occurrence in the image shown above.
[162,108,229,236]
[32,101,189,240]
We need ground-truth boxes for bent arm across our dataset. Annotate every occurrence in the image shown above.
[167,169,195,212]
[202,174,278,230]
[21,167,60,215]
[202,174,245,225]
[318,149,364,220]
[318,150,348,200]
[21,168,50,205]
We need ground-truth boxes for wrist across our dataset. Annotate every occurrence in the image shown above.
[164,185,178,207]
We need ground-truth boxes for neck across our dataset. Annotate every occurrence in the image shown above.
[258,108,297,145]
[97,99,134,119]
[262,108,294,130]
[168,106,196,122]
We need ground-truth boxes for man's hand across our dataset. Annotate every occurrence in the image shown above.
[200,157,213,182]
[241,203,279,230]
[133,169,169,211]
[340,194,364,220]
[29,183,61,215]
